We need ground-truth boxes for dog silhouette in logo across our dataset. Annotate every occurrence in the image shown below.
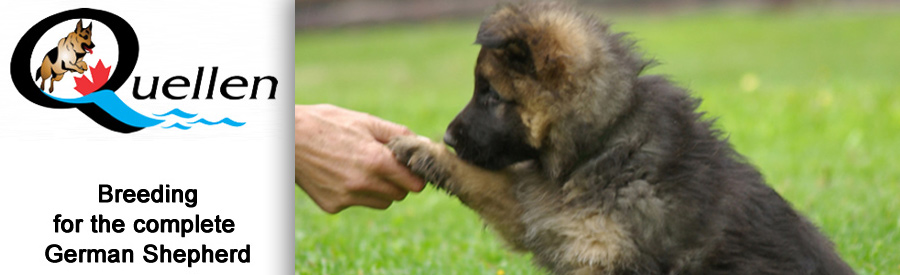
[35,19,95,93]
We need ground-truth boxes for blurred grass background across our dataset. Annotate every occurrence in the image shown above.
[295,6,900,275]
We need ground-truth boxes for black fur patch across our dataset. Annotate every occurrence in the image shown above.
[475,16,536,76]
[445,71,539,170]
[46,47,58,63]
[443,3,854,273]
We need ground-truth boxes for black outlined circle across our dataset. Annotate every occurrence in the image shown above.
[10,8,141,133]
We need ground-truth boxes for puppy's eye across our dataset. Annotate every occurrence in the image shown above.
[486,87,501,105]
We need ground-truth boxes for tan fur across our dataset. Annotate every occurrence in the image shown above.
[473,3,641,178]
[388,2,648,274]
[390,2,854,274]
[519,185,635,269]
[388,136,637,274]
[388,138,527,248]
[36,19,94,93]
[388,136,641,274]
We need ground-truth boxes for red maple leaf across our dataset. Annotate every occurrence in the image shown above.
[73,59,111,96]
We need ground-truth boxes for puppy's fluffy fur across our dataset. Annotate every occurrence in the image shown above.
[389,2,854,274]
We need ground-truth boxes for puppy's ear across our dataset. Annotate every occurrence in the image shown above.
[475,4,590,79]
[86,22,92,31]
[75,19,83,32]
[475,5,536,75]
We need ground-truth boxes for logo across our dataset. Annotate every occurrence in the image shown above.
[11,9,273,133]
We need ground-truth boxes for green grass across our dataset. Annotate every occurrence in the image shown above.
[296,8,900,275]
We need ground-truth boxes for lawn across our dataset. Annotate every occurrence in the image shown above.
[295,7,900,274]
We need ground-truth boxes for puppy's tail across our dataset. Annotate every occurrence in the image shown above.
[35,67,41,81]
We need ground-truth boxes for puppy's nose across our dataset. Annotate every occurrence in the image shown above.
[443,131,457,148]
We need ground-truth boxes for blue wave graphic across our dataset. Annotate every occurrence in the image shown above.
[162,123,191,130]
[186,118,246,127]
[42,90,243,130]
[153,108,197,119]
[42,89,164,128]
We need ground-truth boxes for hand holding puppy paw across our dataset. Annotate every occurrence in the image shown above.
[294,104,425,214]
[387,136,454,193]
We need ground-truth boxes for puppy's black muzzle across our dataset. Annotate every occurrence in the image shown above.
[443,131,458,148]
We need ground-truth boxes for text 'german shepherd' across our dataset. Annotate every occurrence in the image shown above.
[36,19,95,93]
[388,2,854,274]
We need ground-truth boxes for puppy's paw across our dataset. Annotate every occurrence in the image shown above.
[387,136,453,192]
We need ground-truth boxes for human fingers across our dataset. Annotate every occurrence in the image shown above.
[362,146,427,193]
[364,115,414,144]
[348,177,410,202]
[358,143,426,193]
[347,194,394,210]
[299,179,402,213]
[371,146,426,192]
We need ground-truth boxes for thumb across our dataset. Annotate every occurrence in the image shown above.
[366,116,413,144]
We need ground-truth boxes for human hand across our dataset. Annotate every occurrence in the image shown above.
[295,104,425,213]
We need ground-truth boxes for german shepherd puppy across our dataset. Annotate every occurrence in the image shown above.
[388,2,854,274]
[36,19,95,93]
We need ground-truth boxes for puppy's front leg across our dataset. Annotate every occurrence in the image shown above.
[66,61,85,73]
[76,61,88,73]
[388,136,527,249]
